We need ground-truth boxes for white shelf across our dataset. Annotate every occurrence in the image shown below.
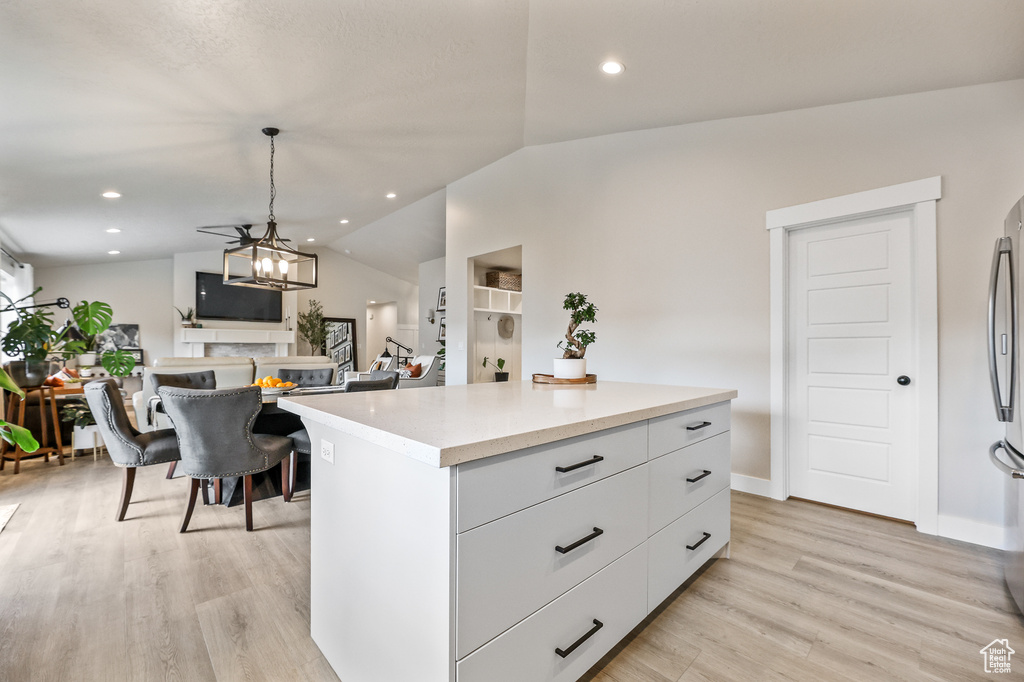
[473,286,522,314]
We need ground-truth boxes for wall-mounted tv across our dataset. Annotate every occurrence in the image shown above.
[195,271,282,323]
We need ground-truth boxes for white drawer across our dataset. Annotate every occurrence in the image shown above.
[457,422,647,532]
[648,401,730,460]
[648,487,730,612]
[457,545,647,682]
[457,465,648,659]
[648,432,731,534]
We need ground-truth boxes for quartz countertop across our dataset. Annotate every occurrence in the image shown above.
[278,381,737,468]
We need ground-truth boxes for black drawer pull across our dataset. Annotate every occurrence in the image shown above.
[686,532,712,551]
[555,619,604,658]
[555,455,604,473]
[686,421,712,431]
[686,469,712,483]
[556,527,604,554]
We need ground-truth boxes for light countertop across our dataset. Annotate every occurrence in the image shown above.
[278,380,736,468]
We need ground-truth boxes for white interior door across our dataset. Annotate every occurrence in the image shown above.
[788,210,917,521]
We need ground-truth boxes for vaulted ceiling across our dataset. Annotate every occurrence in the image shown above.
[2,0,1023,282]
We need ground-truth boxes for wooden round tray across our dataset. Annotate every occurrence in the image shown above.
[532,373,597,385]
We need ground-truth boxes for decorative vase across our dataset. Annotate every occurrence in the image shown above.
[4,360,58,389]
[494,372,509,382]
[553,358,587,379]
[79,353,98,367]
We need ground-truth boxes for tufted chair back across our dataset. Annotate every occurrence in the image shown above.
[278,367,334,387]
[84,379,180,468]
[157,385,289,479]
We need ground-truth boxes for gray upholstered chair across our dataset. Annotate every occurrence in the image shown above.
[278,367,334,387]
[150,370,217,480]
[157,385,296,532]
[83,379,180,522]
[343,377,398,392]
[367,369,400,389]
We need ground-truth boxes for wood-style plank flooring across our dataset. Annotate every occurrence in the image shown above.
[1,454,1022,681]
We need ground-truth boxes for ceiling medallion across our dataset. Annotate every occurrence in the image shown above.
[223,127,318,291]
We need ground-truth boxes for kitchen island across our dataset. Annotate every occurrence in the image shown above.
[279,380,737,682]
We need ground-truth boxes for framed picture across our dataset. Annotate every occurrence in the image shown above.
[437,316,446,342]
[323,317,358,373]
[96,324,140,353]
[122,348,144,364]
[436,287,446,312]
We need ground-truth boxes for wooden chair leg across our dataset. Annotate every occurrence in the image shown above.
[166,461,177,479]
[115,467,136,521]
[13,396,27,474]
[201,478,210,506]
[213,478,222,505]
[46,387,64,465]
[281,452,294,503]
[180,478,200,533]
[243,474,254,531]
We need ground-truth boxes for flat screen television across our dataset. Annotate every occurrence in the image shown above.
[195,271,283,322]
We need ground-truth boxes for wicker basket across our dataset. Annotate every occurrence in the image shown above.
[485,271,522,291]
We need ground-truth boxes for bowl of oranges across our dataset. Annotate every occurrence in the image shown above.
[252,376,296,394]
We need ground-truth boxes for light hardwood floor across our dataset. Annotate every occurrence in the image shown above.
[1,455,1022,681]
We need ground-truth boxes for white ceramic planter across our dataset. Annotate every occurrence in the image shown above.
[552,358,587,379]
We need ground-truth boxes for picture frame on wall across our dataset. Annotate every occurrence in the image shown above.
[437,317,446,342]
[437,287,446,312]
[122,348,144,364]
[323,317,358,374]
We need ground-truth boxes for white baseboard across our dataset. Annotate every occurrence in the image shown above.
[730,474,772,498]
[936,514,1008,551]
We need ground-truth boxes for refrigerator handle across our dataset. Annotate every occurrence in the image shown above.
[989,237,1016,422]
[990,441,1024,479]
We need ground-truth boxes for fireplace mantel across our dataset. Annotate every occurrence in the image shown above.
[180,328,296,357]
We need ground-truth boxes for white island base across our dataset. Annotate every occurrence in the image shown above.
[281,381,736,682]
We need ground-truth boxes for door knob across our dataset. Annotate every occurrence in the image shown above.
[897,375,911,386]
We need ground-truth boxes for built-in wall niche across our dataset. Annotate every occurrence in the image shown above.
[469,246,522,384]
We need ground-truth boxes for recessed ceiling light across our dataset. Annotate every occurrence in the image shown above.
[385,193,397,199]
[369,300,376,304]
[339,219,349,224]
[306,238,315,242]
[106,228,121,233]
[600,61,625,75]
[102,191,121,199]
[108,250,120,255]
[344,249,351,254]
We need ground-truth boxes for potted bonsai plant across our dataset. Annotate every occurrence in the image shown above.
[554,292,598,379]
[482,356,508,382]
[297,299,327,355]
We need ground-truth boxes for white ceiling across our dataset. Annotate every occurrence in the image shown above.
[2,0,1023,282]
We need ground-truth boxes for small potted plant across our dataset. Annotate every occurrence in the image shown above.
[175,306,196,327]
[483,356,508,382]
[554,292,597,379]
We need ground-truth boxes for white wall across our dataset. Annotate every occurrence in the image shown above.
[446,79,1024,534]
[418,257,446,357]
[366,302,398,364]
[35,258,174,364]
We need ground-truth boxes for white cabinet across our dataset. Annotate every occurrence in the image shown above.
[305,397,732,682]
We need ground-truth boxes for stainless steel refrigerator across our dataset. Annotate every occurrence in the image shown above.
[989,195,1024,614]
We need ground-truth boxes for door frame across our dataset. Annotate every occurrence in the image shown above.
[766,177,940,535]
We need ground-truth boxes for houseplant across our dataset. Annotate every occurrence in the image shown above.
[297,299,327,355]
[554,292,598,379]
[482,356,508,382]
[175,306,196,327]
[0,366,39,453]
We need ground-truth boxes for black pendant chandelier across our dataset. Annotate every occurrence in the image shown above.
[223,127,318,291]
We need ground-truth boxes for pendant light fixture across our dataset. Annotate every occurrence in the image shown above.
[223,127,318,291]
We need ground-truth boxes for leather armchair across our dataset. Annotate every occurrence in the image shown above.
[157,385,295,532]
[84,379,180,522]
